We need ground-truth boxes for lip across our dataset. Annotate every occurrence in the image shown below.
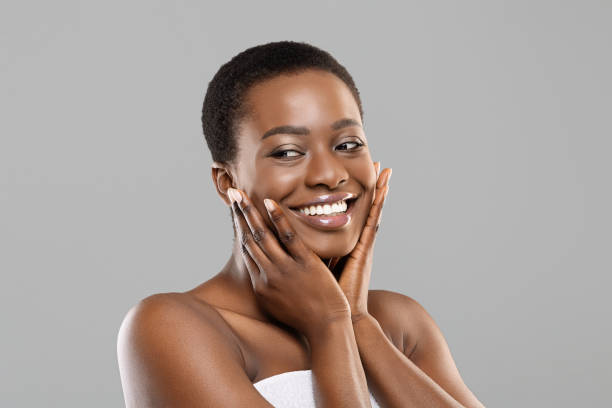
[289,195,358,231]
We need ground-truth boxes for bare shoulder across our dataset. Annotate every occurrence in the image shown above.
[118,292,242,361]
[368,290,487,408]
[118,292,243,352]
[368,289,422,313]
[367,289,429,357]
[117,292,271,407]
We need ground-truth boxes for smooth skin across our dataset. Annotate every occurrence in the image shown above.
[226,162,390,407]
[117,69,486,407]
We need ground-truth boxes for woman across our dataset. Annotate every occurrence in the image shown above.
[117,41,486,407]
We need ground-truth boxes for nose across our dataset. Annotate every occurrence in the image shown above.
[304,148,348,190]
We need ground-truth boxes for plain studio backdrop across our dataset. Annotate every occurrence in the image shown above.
[1,1,610,406]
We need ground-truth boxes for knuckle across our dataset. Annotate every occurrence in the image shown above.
[280,230,296,243]
[252,228,266,243]
[270,211,283,223]
[252,280,266,295]
[240,232,251,247]
[240,243,250,255]
[241,203,252,214]
[264,270,281,286]
[274,259,291,274]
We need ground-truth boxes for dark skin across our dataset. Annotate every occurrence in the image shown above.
[117,69,486,407]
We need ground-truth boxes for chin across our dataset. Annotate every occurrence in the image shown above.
[302,234,359,260]
[312,247,350,260]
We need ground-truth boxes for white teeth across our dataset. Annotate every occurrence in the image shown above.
[297,200,350,216]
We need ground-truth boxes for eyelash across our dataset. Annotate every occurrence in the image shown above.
[271,141,364,159]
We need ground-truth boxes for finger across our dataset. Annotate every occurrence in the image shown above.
[374,161,380,179]
[231,201,270,274]
[360,168,392,245]
[372,168,391,226]
[376,165,390,189]
[229,188,291,263]
[240,239,267,290]
[374,185,389,232]
[263,198,311,263]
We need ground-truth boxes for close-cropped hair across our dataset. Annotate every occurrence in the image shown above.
[201,40,364,163]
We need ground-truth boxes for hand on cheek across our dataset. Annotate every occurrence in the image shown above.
[227,187,353,339]
[335,162,392,323]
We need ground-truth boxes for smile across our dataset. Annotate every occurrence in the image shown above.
[289,193,358,230]
[296,199,348,216]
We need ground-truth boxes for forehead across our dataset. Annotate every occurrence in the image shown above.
[240,69,361,135]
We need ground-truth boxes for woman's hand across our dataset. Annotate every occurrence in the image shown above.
[228,188,351,340]
[332,162,392,323]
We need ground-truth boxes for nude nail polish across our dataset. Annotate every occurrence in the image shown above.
[264,198,274,212]
[228,188,242,203]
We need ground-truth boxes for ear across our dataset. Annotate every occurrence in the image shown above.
[211,161,236,206]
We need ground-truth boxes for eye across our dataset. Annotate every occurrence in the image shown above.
[271,149,303,159]
[336,141,363,151]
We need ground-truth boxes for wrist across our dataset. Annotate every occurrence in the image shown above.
[351,312,381,332]
[350,311,372,324]
[304,314,353,347]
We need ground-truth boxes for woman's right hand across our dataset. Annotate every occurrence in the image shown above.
[228,188,351,340]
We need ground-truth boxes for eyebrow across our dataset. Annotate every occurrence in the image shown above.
[261,118,362,140]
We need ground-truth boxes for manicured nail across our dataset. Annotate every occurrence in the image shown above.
[228,188,242,204]
[263,198,274,212]
[377,169,386,188]
[387,168,392,185]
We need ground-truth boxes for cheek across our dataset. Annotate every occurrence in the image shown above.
[367,171,377,200]
[242,166,301,211]
[348,159,377,198]
[351,161,377,229]
[252,157,301,183]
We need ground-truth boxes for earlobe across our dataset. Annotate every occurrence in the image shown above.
[211,162,236,206]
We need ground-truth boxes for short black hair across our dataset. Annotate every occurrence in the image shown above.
[201,40,364,163]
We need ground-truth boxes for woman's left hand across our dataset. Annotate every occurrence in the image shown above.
[331,162,392,323]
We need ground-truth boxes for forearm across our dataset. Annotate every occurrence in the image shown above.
[306,316,372,408]
[353,314,463,408]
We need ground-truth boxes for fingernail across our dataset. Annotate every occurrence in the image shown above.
[263,198,274,212]
[228,188,242,204]
[387,168,392,185]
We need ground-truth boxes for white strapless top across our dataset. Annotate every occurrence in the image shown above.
[253,369,381,407]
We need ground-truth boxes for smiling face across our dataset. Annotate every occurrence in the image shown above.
[226,69,376,259]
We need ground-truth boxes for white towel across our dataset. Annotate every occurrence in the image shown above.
[253,369,381,407]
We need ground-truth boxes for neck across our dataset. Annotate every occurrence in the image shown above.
[215,239,341,322]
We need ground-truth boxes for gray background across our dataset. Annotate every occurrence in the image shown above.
[1,1,610,406]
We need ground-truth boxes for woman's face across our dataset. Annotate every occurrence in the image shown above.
[229,69,376,259]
